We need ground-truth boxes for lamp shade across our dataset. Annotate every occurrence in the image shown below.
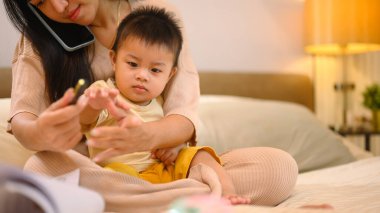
[305,0,380,55]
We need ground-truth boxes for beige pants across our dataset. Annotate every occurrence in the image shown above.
[24,147,298,212]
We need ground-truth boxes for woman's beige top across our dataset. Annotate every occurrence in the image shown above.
[8,0,200,135]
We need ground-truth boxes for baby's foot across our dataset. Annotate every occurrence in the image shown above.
[223,195,251,205]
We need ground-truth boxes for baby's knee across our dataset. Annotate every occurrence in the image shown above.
[193,150,213,161]
[191,150,216,167]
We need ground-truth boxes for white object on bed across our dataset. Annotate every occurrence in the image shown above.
[197,95,356,172]
[0,164,104,213]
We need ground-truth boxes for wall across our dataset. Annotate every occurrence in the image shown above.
[167,0,308,73]
[0,4,19,67]
[0,0,309,74]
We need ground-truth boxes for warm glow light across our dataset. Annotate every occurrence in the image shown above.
[304,0,380,55]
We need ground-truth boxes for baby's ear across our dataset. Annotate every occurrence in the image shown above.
[109,50,117,72]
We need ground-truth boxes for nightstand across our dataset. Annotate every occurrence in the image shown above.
[332,127,380,151]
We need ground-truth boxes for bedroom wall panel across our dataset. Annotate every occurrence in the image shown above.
[168,0,308,74]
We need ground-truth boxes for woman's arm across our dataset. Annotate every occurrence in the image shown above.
[146,114,194,150]
[11,89,87,152]
[87,114,194,162]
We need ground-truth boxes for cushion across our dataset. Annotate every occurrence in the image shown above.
[0,98,34,167]
[197,95,355,173]
[0,67,12,98]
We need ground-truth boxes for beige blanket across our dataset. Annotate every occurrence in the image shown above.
[24,148,303,213]
[24,150,224,212]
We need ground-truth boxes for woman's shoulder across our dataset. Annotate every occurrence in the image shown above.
[12,35,40,64]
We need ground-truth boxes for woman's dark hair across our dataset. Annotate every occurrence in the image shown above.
[3,0,94,103]
[112,6,183,67]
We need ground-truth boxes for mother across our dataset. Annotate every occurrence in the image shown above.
[3,0,298,211]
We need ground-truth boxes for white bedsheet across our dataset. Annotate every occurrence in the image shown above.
[234,157,380,212]
[277,157,380,212]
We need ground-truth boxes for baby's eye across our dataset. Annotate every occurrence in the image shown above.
[151,68,161,73]
[127,62,138,67]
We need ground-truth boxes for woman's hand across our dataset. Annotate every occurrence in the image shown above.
[87,100,147,162]
[86,98,194,163]
[34,88,88,151]
[12,88,88,152]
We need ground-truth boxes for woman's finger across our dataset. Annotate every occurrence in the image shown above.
[118,115,142,128]
[47,88,75,111]
[87,129,124,149]
[89,126,126,139]
[42,107,80,126]
[93,148,121,162]
[42,93,88,126]
[87,138,118,150]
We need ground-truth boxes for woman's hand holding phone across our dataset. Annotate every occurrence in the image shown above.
[33,88,88,152]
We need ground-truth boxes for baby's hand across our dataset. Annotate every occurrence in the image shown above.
[152,143,186,165]
[85,87,119,110]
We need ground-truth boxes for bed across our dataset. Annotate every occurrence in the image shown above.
[1,67,379,212]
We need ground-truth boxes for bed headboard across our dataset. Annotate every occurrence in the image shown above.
[0,67,314,111]
[199,72,314,112]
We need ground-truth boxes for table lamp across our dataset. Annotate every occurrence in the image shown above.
[304,0,380,131]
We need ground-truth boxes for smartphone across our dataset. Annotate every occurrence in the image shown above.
[70,79,88,105]
[28,3,95,52]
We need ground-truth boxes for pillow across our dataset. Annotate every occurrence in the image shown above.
[0,98,34,167]
[0,98,11,128]
[197,95,355,173]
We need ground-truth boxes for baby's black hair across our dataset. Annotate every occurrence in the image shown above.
[112,6,183,67]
